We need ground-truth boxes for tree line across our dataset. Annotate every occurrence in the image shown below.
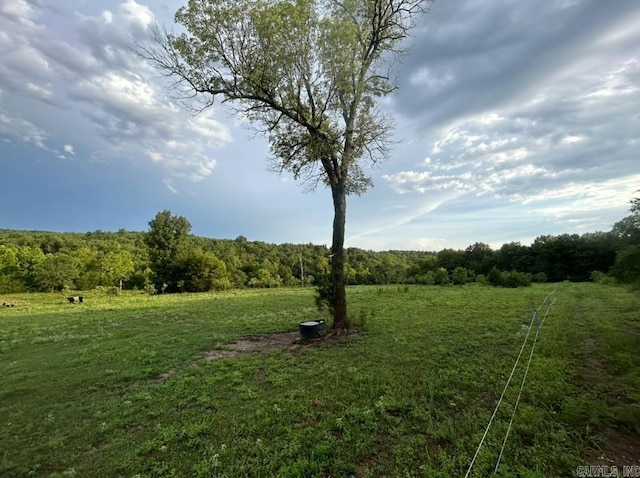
[1,204,638,294]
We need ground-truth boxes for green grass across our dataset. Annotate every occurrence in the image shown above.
[1,284,638,477]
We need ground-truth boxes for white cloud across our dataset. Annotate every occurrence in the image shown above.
[73,72,160,117]
[163,178,178,194]
[385,53,640,207]
[2,44,52,80]
[0,0,231,186]
[530,175,640,216]
[0,0,38,27]
[560,135,583,145]
[119,0,154,29]
[146,149,162,162]
[409,66,454,91]
[102,10,113,24]
[190,113,233,145]
[63,144,75,155]
[0,111,47,148]
[24,82,52,100]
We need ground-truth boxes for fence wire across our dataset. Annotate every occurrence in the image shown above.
[464,288,558,478]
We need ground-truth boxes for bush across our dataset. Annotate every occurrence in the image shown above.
[434,267,450,285]
[143,283,157,295]
[414,271,435,285]
[451,267,469,285]
[590,270,615,285]
[487,267,532,288]
[466,269,477,282]
[314,273,334,314]
[532,272,547,283]
[487,267,504,286]
[127,268,154,290]
[502,270,532,288]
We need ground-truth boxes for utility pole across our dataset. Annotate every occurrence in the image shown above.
[299,248,304,287]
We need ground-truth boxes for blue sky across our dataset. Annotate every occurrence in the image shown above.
[1,0,638,251]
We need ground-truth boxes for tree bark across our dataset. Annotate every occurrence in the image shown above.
[330,182,348,331]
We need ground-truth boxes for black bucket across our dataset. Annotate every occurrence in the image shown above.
[299,320,328,340]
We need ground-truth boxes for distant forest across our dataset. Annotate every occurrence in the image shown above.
[1,205,638,294]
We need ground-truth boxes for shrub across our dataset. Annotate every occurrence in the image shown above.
[502,270,532,288]
[532,272,547,283]
[143,283,157,295]
[415,271,435,285]
[452,267,470,285]
[487,267,532,287]
[590,270,615,285]
[487,267,504,286]
[314,273,333,314]
[434,267,450,285]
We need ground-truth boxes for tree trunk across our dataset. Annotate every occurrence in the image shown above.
[330,183,348,331]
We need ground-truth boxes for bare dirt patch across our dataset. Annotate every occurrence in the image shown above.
[203,329,360,362]
[582,337,608,379]
[589,430,640,466]
[148,330,360,381]
[204,331,300,361]
[149,369,177,381]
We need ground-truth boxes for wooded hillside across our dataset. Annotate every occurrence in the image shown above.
[1,206,637,293]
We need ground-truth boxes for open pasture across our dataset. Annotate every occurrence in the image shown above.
[1,284,638,477]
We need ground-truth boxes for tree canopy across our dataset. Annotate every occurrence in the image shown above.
[145,210,192,291]
[0,208,634,294]
[142,0,431,330]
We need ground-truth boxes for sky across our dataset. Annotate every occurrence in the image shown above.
[0,0,638,251]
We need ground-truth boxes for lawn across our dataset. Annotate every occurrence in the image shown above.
[1,283,638,477]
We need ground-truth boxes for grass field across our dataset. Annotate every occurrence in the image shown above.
[1,283,638,477]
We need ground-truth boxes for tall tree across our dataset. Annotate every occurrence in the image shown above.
[630,191,640,215]
[145,210,192,291]
[72,247,102,290]
[0,245,22,293]
[610,193,640,284]
[464,242,495,275]
[610,246,640,285]
[178,249,232,292]
[437,248,465,271]
[142,0,431,331]
[32,253,76,292]
[102,250,135,293]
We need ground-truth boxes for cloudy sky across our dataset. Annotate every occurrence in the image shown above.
[1,0,638,251]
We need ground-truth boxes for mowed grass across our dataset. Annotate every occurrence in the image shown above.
[0,284,638,477]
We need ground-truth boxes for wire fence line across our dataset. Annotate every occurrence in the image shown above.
[464,288,559,478]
